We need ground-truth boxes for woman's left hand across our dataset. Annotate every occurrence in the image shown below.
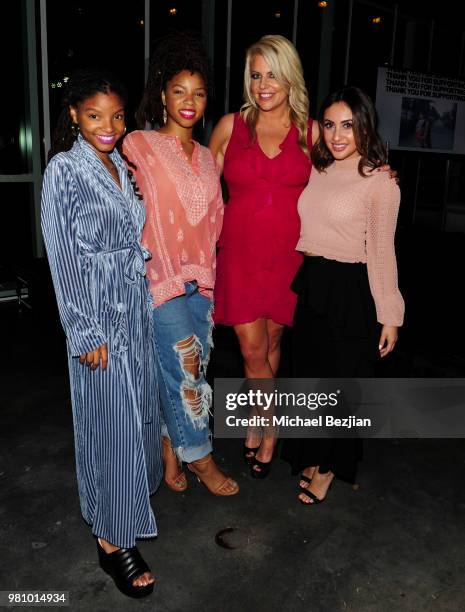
[79,343,108,370]
[379,326,398,358]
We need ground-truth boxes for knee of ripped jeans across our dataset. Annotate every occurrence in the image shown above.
[180,379,212,429]
[174,335,212,428]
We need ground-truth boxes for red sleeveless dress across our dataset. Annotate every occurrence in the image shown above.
[214,113,313,326]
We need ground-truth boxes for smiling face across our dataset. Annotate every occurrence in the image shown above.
[162,70,207,130]
[69,91,125,160]
[322,101,360,161]
[249,53,288,113]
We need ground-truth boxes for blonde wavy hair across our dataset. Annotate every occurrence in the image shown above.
[241,35,310,156]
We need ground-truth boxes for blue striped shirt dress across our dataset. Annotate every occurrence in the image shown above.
[41,135,162,548]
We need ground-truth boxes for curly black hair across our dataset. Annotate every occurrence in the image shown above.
[49,68,127,160]
[136,31,212,129]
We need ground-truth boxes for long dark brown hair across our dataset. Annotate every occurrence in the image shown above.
[311,86,387,176]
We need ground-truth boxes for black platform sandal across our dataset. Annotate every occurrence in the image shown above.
[97,539,154,599]
[243,444,260,466]
[250,456,274,479]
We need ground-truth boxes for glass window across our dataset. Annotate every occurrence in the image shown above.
[46,0,145,135]
[229,1,295,113]
[150,0,202,41]
[331,0,351,92]
[431,26,462,77]
[348,2,394,97]
[296,1,322,118]
[393,15,407,69]
[445,158,465,232]
[0,183,33,277]
[447,159,465,206]
[402,19,430,73]
[414,154,447,228]
[212,0,228,120]
[0,2,30,174]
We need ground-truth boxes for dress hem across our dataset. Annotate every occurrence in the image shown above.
[214,315,293,327]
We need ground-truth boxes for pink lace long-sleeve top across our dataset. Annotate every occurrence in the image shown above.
[296,154,404,326]
[122,130,224,307]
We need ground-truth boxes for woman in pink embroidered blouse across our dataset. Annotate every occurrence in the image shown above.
[123,34,238,497]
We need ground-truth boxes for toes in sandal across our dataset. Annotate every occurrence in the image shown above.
[299,474,312,488]
[97,539,154,598]
[299,482,332,506]
[166,471,187,492]
[251,456,273,479]
[187,455,239,496]
[243,444,260,466]
[299,488,324,506]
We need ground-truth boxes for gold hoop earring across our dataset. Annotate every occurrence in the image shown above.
[202,115,205,129]
[163,106,167,124]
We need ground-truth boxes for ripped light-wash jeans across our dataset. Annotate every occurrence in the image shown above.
[152,281,213,463]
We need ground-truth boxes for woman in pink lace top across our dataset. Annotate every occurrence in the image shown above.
[123,34,238,497]
[282,86,404,505]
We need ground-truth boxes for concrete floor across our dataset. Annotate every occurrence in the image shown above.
[1,229,465,611]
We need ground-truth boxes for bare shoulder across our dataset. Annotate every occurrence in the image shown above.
[209,113,235,146]
[209,113,236,171]
[311,119,320,144]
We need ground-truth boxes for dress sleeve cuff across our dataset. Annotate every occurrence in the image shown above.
[375,292,405,327]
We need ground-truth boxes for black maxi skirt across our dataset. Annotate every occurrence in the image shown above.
[281,256,381,483]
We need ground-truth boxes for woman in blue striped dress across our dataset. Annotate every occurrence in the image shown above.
[41,70,161,598]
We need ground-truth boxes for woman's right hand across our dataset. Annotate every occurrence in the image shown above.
[378,326,398,358]
[79,344,108,370]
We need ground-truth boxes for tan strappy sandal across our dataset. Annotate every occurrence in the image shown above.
[162,436,188,492]
[187,454,239,496]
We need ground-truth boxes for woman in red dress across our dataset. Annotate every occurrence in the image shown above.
[210,35,318,476]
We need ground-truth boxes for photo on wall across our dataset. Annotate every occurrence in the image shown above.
[376,67,465,154]
[398,97,457,150]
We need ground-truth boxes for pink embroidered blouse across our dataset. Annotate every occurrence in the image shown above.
[122,130,224,307]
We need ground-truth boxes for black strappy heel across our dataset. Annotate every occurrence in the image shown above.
[243,444,260,466]
[250,455,274,479]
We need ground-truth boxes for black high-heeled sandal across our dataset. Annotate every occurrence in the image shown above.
[96,539,154,599]
[243,444,260,466]
[299,482,333,506]
[251,455,274,479]
[299,488,324,505]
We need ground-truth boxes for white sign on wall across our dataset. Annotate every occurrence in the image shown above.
[376,67,465,154]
